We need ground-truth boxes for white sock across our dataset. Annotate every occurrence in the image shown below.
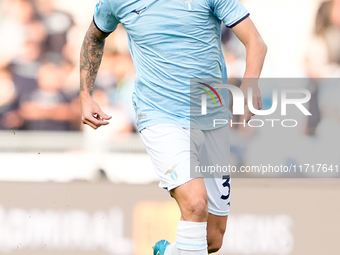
[164,221,208,255]
[164,243,179,255]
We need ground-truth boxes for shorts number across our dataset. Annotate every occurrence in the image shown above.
[221,175,230,200]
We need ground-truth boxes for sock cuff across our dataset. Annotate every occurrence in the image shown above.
[176,221,207,251]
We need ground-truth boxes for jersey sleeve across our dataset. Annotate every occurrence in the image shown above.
[209,0,249,28]
[93,0,119,33]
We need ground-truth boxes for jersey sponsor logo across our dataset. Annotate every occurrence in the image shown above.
[165,164,179,180]
[184,0,194,11]
[131,7,147,15]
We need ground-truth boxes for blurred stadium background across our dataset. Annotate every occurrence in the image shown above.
[0,0,340,254]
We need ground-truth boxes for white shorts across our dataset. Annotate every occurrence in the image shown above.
[140,124,231,216]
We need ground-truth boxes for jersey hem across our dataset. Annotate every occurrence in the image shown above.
[226,12,250,28]
[160,177,194,192]
[208,207,230,216]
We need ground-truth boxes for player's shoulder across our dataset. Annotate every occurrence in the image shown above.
[96,0,129,18]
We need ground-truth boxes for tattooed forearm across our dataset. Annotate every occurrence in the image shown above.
[80,21,110,96]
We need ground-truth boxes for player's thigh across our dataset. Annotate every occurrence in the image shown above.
[140,124,195,191]
[201,126,231,216]
[140,123,206,193]
[204,176,231,217]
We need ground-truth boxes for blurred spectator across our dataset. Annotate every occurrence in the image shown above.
[0,0,46,67]
[303,0,340,171]
[34,0,73,54]
[19,60,75,131]
[305,0,340,136]
[0,68,22,129]
[305,0,340,77]
[9,40,42,102]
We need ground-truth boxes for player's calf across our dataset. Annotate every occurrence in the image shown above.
[207,214,228,253]
[157,179,209,255]
[207,237,223,254]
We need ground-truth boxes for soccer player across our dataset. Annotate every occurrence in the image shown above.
[80,0,266,254]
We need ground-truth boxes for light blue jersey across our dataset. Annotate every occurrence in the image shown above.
[94,0,249,131]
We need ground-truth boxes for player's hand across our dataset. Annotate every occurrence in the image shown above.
[80,95,112,130]
[240,81,262,123]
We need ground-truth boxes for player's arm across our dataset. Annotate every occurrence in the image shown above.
[231,17,267,122]
[80,21,112,129]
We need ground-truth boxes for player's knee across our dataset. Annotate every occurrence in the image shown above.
[184,197,208,221]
